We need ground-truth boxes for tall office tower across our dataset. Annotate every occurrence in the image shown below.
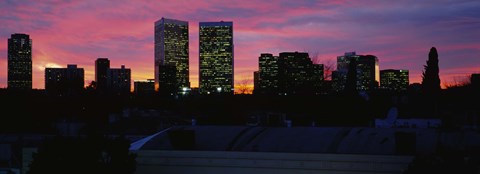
[8,33,32,90]
[199,21,234,94]
[380,69,409,92]
[332,52,379,92]
[154,17,190,94]
[108,65,131,95]
[45,64,84,96]
[257,53,280,95]
[95,58,110,93]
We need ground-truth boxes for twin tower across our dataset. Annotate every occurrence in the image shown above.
[154,18,234,95]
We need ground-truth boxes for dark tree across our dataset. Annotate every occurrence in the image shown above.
[421,47,441,94]
[27,135,136,174]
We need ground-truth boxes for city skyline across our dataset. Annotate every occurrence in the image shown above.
[1,0,480,89]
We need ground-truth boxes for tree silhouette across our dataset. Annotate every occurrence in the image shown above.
[421,47,441,94]
[236,78,252,94]
[322,60,335,81]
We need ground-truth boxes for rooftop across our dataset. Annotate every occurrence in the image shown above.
[131,126,480,155]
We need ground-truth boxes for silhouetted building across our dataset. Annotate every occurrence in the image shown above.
[471,73,480,88]
[8,33,32,90]
[380,69,409,92]
[108,65,131,95]
[134,79,155,96]
[255,52,323,95]
[256,53,279,95]
[158,64,177,96]
[279,52,323,95]
[408,83,422,93]
[344,57,358,94]
[93,58,131,96]
[253,71,259,94]
[45,64,84,96]
[95,58,110,93]
[189,87,200,96]
[199,21,234,94]
[332,52,379,92]
[312,64,325,94]
[155,18,190,94]
[322,80,334,94]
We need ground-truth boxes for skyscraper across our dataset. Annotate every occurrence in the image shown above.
[45,64,84,96]
[199,21,234,94]
[332,52,379,92]
[95,58,110,93]
[380,69,409,92]
[257,53,279,95]
[154,18,190,94]
[8,33,32,90]
[356,55,379,91]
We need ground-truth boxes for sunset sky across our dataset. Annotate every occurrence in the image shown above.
[1,0,479,89]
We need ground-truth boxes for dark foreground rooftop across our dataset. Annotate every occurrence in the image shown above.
[131,126,480,155]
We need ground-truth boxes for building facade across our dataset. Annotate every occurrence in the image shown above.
[380,69,409,92]
[278,52,323,95]
[108,65,131,95]
[471,73,480,88]
[253,71,259,94]
[95,58,110,93]
[8,33,32,90]
[332,52,379,92]
[158,65,177,96]
[94,58,131,95]
[45,64,84,96]
[134,79,155,96]
[199,21,234,94]
[256,53,279,95]
[312,64,325,94]
[154,18,190,94]
[255,52,323,95]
